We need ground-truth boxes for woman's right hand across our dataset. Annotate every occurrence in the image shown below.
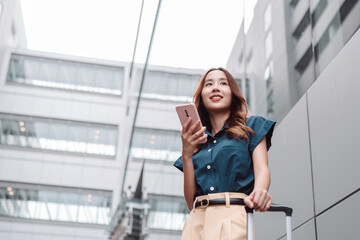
[181,117,207,159]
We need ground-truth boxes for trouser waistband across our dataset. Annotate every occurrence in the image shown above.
[192,192,248,209]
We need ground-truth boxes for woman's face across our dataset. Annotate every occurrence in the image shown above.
[201,70,232,114]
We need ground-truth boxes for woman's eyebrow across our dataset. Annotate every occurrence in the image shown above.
[205,78,228,81]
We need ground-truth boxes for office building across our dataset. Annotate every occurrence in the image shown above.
[227,0,360,122]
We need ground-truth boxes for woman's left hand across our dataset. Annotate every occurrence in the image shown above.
[244,188,272,212]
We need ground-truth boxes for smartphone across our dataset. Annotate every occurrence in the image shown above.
[175,103,203,132]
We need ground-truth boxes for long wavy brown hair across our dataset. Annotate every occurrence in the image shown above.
[193,67,254,142]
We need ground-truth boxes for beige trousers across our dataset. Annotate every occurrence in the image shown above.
[181,192,248,240]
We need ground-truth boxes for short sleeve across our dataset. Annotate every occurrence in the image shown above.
[247,115,276,156]
[173,156,183,172]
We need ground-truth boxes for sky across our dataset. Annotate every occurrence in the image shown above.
[20,0,258,70]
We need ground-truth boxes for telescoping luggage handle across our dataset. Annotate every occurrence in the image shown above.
[245,204,293,240]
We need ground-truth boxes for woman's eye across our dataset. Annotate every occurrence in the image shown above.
[220,82,227,85]
[205,82,212,86]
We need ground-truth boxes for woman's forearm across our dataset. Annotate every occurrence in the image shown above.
[252,137,271,191]
[244,137,272,211]
[253,166,270,191]
[182,155,196,210]
[180,119,207,210]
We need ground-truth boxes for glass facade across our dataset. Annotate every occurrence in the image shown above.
[6,54,125,96]
[130,128,181,162]
[264,3,274,117]
[312,0,360,75]
[292,0,360,86]
[138,70,201,102]
[0,181,112,225]
[292,9,311,43]
[0,113,118,157]
[147,196,188,231]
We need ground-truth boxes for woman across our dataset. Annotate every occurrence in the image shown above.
[174,67,276,239]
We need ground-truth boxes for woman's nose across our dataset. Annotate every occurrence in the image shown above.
[212,84,220,91]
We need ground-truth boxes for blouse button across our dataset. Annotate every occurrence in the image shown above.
[210,186,215,191]
[213,140,217,144]
[207,165,211,170]
[208,149,212,152]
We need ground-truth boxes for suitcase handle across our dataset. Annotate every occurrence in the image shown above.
[245,204,293,216]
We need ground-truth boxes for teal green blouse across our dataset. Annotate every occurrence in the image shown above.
[173,115,276,200]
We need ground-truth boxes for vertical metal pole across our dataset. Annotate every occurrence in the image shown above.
[247,212,254,240]
[129,0,145,80]
[286,216,292,240]
[120,0,162,197]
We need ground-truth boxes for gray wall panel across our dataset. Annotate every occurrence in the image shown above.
[254,211,291,240]
[279,219,316,240]
[268,95,314,226]
[307,29,360,214]
[255,95,314,239]
[317,190,360,240]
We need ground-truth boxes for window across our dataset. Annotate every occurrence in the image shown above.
[265,31,273,60]
[311,0,328,27]
[267,90,274,115]
[245,78,251,107]
[0,113,118,157]
[0,181,112,225]
[264,4,272,32]
[246,50,253,63]
[6,54,124,96]
[238,52,243,63]
[236,78,242,92]
[0,0,3,18]
[264,61,274,88]
[314,0,359,70]
[130,128,181,162]
[314,29,330,61]
[292,9,310,42]
[339,0,359,22]
[289,0,299,8]
[138,70,201,102]
[295,45,313,75]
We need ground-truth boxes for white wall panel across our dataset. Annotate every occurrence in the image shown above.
[0,220,108,240]
[0,89,125,125]
[136,106,181,131]
[41,161,64,184]
[0,155,120,191]
[144,168,183,196]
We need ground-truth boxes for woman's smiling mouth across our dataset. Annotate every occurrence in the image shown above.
[210,95,223,101]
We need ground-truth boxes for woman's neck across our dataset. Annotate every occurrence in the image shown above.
[208,111,230,136]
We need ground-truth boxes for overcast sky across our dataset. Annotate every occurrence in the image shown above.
[20,0,257,70]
